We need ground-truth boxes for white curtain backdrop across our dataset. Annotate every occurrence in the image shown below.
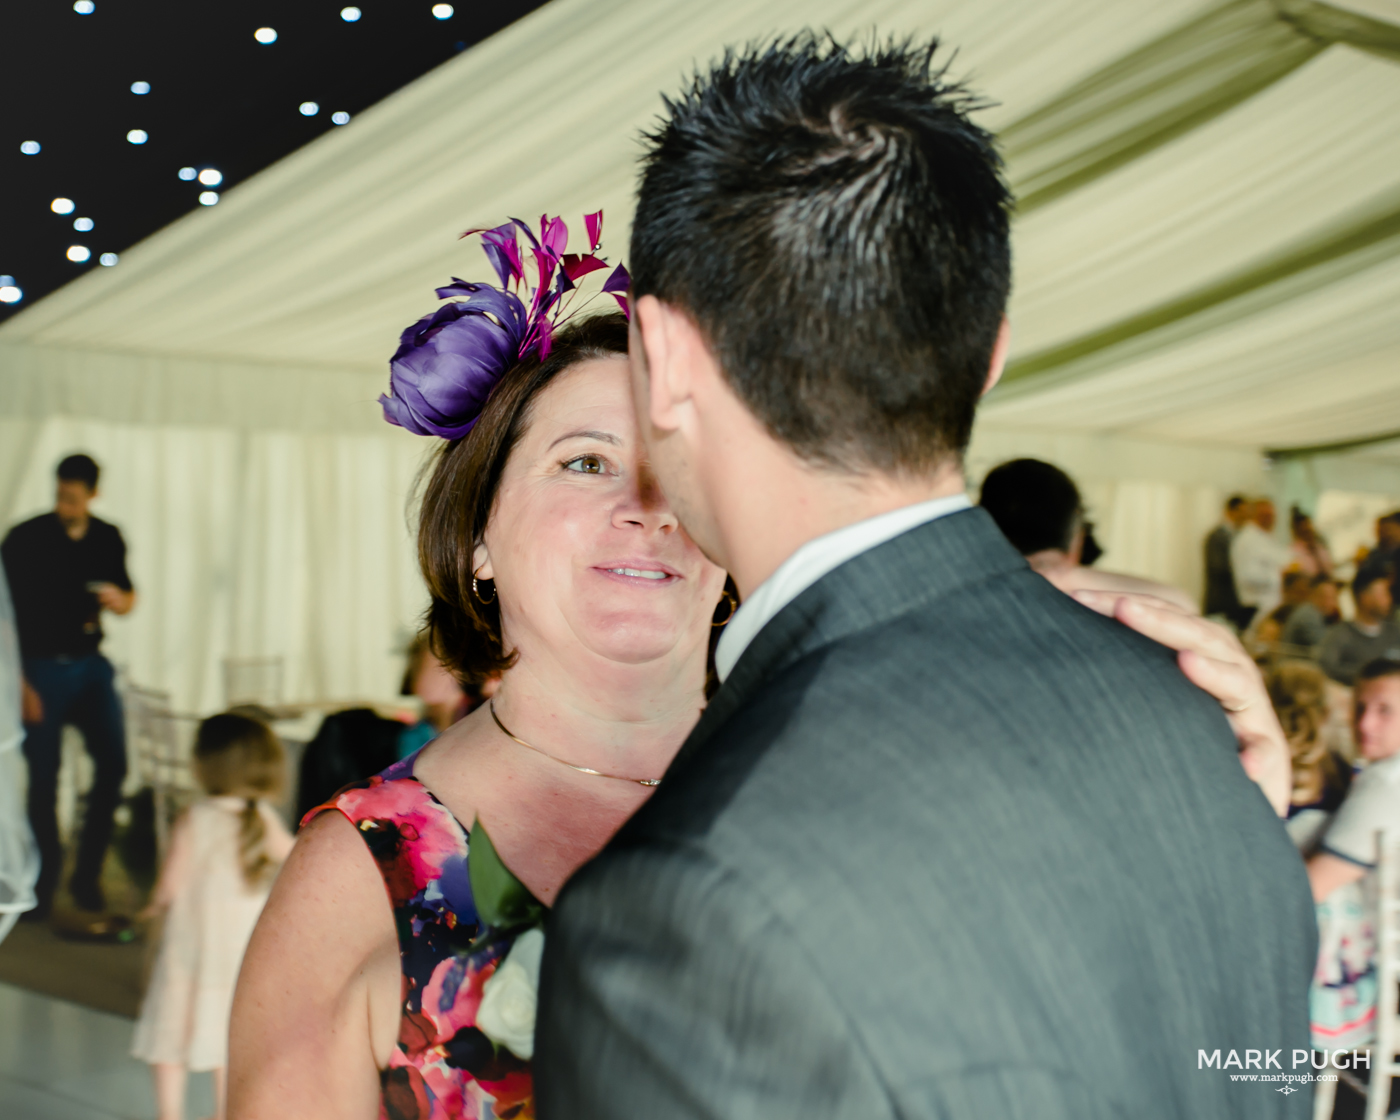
[0,416,430,715]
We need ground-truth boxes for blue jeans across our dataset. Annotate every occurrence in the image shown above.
[21,654,127,906]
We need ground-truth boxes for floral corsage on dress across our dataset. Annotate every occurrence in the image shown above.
[309,757,547,1120]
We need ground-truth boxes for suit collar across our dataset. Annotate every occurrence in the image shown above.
[714,493,973,682]
[678,506,1026,764]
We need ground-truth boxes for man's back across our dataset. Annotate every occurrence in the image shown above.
[538,510,1314,1119]
[1204,522,1239,618]
[1319,617,1400,685]
[1281,601,1328,651]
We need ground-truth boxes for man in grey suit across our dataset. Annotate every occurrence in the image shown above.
[535,36,1315,1119]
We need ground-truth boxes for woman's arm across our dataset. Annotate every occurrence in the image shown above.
[228,811,400,1120]
[1306,852,1365,902]
[140,809,193,918]
[1036,558,1199,616]
[1071,588,1292,816]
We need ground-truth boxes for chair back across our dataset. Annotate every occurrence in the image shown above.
[1366,829,1400,1120]
[123,683,200,862]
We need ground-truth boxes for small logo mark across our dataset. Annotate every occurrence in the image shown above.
[1277,1085,1298,1095]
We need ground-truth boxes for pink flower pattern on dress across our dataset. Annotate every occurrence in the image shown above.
[305,754,534,1120]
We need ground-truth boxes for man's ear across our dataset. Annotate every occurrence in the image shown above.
[634,295,696,433]
[1067,522,1086,565]
[980,317,1011,398]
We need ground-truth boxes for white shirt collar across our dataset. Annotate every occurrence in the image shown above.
[714,493,973,682]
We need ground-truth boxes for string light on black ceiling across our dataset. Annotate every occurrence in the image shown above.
[1,0,549,322]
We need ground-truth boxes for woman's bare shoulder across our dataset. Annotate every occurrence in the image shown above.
[237,812,395,1013]
[229,811,399,1118]
[269,809,390,933]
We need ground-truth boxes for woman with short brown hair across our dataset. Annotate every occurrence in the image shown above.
[230,216,727,1120]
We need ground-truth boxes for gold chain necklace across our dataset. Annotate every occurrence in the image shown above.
[489,702,662,787]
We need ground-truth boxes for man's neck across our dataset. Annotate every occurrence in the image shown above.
[711,455,966,600]
[59,514,90,541]
[1025,549,1074,576]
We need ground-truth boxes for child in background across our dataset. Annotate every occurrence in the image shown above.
[1268,660,1352,854]
[132,712,294,1120]
[395,631,496,760]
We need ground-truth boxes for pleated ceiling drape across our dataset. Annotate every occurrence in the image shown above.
[2,0,1398,709]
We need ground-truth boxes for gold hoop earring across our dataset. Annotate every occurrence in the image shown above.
[472,571,496,605]
[712,588,737,628]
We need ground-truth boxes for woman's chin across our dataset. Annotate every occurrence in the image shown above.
[573,612,699,667]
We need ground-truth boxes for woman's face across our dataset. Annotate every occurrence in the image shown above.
[478,356,726,673]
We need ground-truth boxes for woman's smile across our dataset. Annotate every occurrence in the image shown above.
[592,559,681,586]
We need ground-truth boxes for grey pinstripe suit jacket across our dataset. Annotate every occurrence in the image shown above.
[535,507,1315,1119]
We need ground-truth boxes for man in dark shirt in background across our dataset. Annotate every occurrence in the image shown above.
[1,454,136,919]
[1204,494,1250,627]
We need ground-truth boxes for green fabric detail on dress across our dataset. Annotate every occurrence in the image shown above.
[467,817,545,938]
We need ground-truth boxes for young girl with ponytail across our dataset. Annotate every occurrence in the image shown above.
[133,712,294,1120]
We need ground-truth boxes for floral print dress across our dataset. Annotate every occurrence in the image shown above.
[306,754,534,1120]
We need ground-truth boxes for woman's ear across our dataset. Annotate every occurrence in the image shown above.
[471,541,492,581]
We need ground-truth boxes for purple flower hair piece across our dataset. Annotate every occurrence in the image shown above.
[380,210,629,438]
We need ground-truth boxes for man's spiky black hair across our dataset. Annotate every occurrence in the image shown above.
[631,32,1012,472]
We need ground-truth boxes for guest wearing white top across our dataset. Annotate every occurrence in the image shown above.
[1231,498,1291,626]
[1306,658,1400,1050]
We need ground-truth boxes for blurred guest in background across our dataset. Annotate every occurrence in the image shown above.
[1204,494,1251,627]
[1305,659,1400,1052]
[1253,569,1312,646]
[1281,575,1342,654]
[295,707,402,822]
[1288,507,1334,578]
[979,458,1196,613]
[1363,511,1400,605]
[133,712,294,1120]
[0,567,38,940]
[1319,568,1400,686]
[395,633,497,760]
[0,453,136,921]
[1268,660,1352,854]
[1230,497,1290,628]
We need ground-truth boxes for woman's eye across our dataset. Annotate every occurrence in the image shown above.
[563,455,606,475]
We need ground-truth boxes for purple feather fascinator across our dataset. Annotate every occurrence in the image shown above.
[380,211,631,439]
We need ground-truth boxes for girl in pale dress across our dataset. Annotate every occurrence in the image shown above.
[133,713,294,1120]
